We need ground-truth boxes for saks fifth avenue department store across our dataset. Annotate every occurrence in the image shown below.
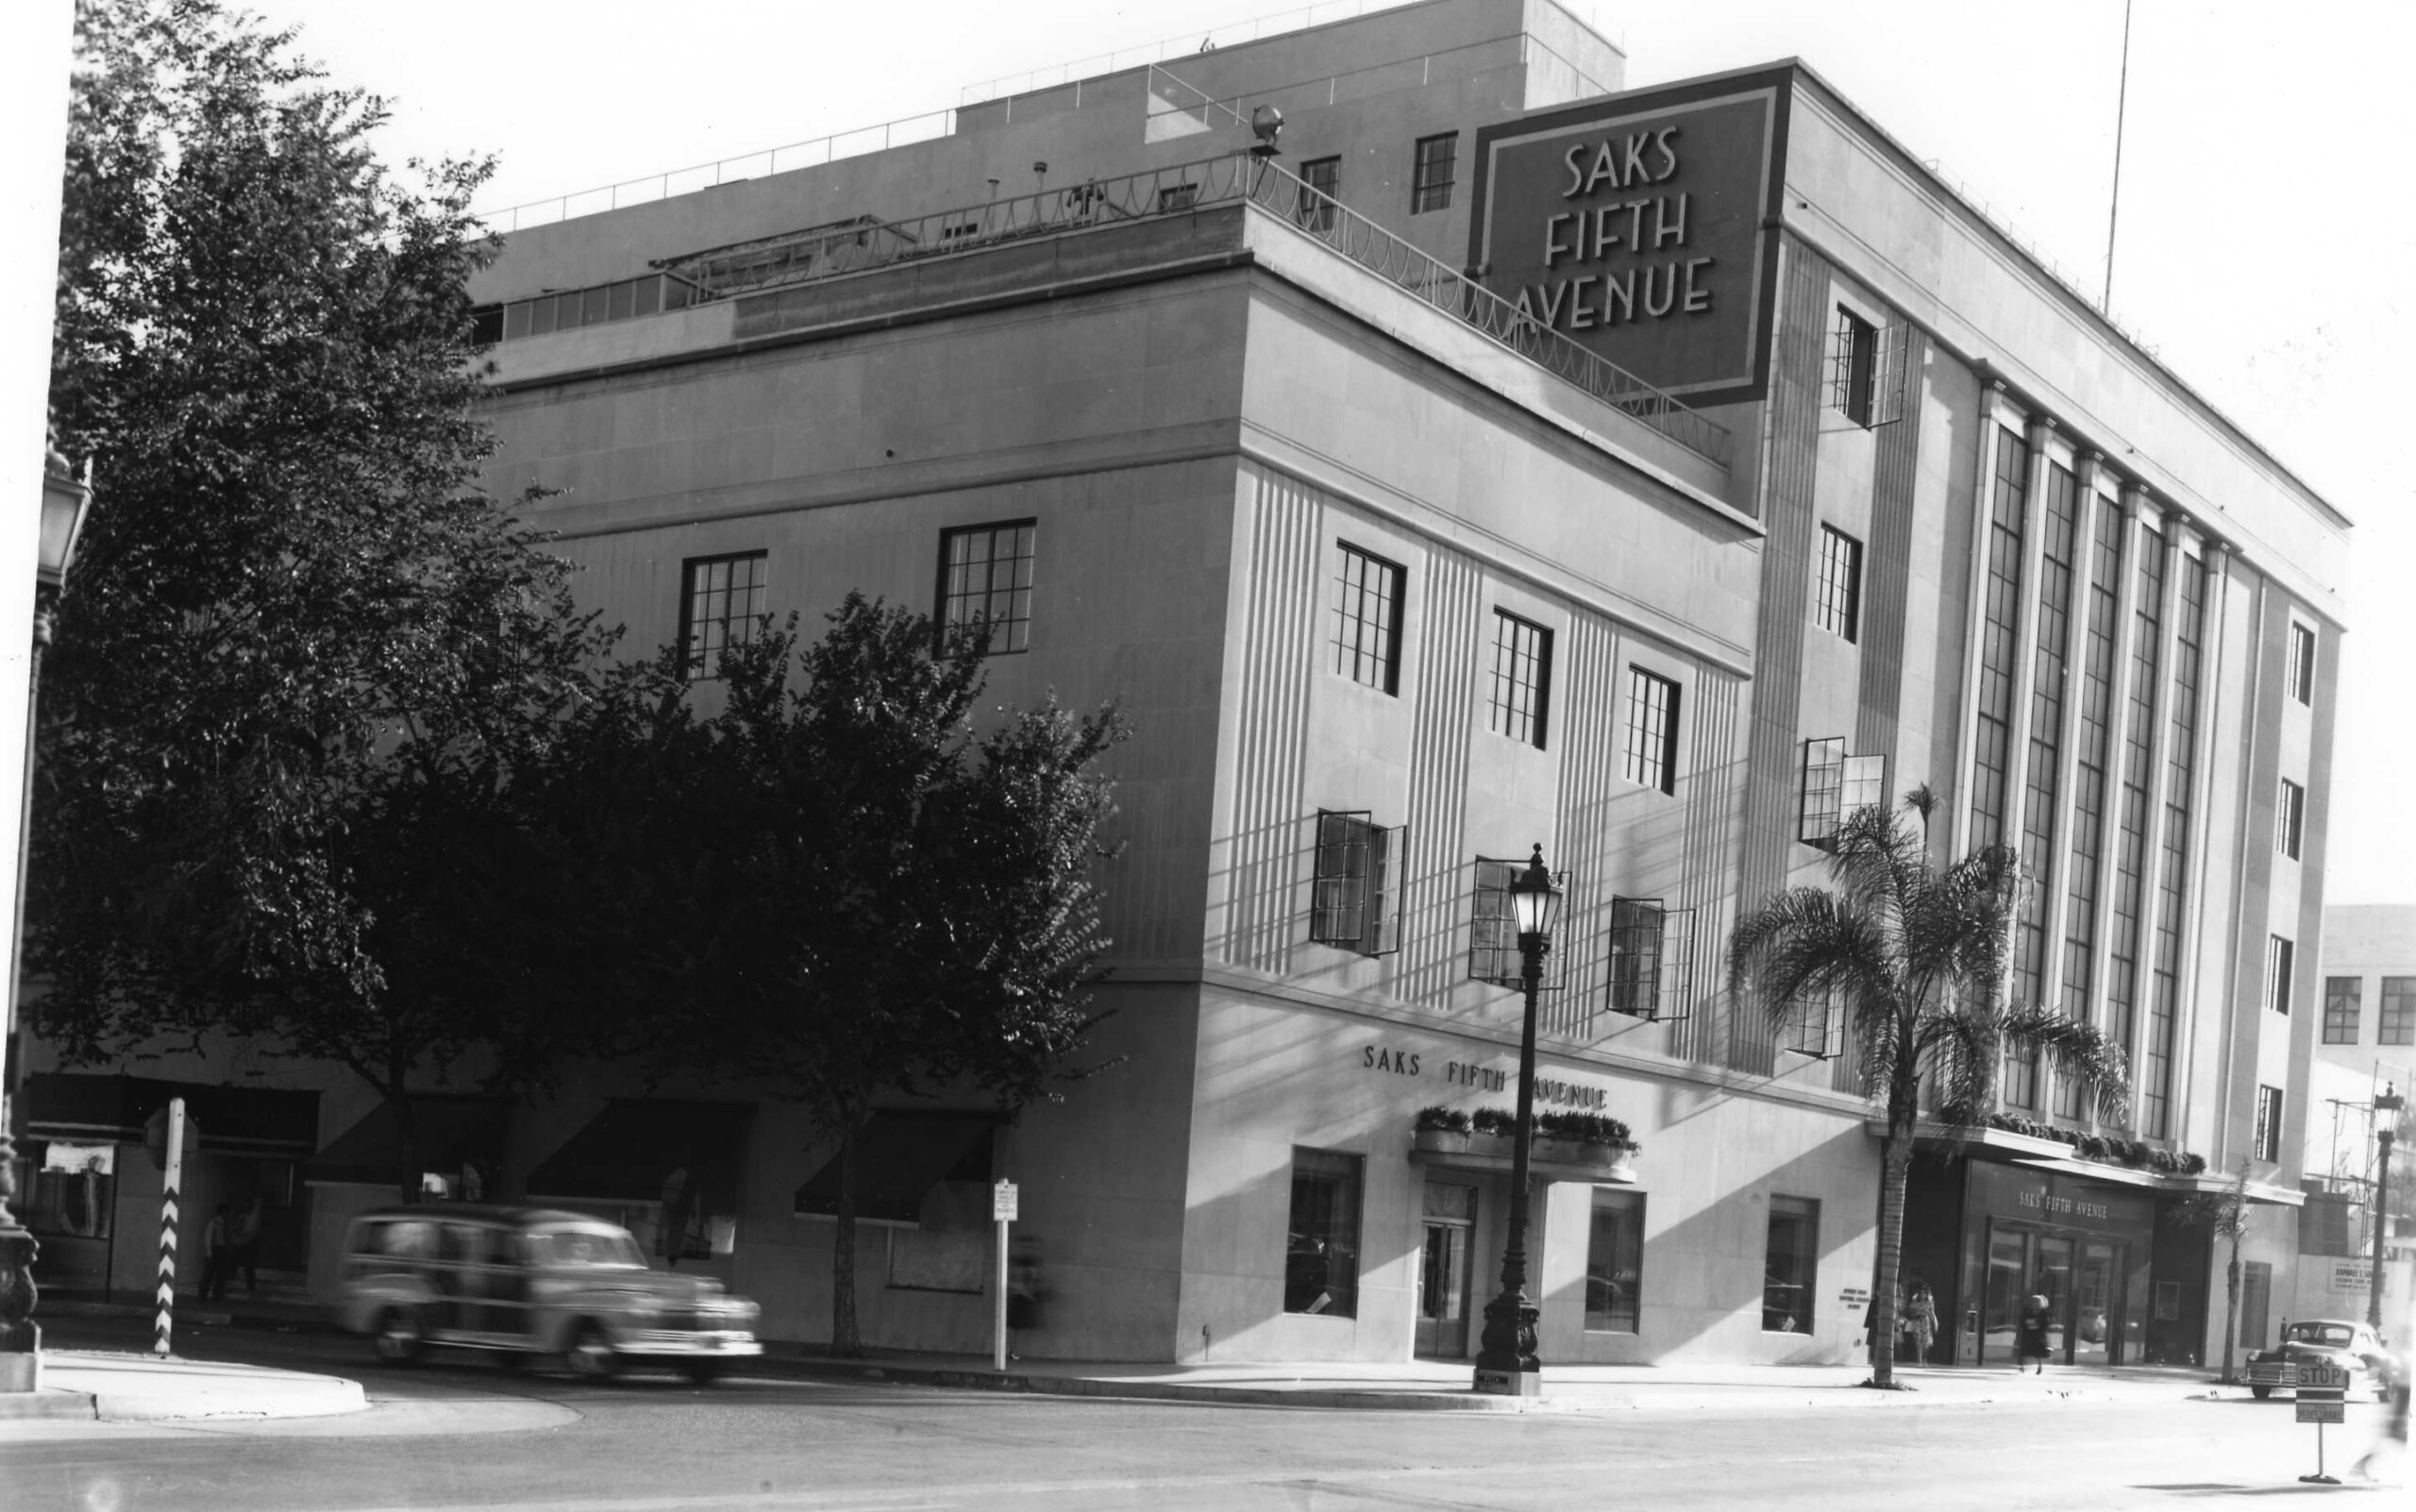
[14,0,2343,1369]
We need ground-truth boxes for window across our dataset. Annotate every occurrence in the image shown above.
[680,551,768,680]
[938,520,1036,654]
[1585,1189,1644,1333]
[1622,668,1682,795]
[2265,935,2294,1016]
[1831,308,1877,426]
[1310,811,1401,957]
[1157,182,1200,212]
[8,1143,114,1240]
[2276,779,2305,861]
[1486,610,1553,748]
[1333,543,1404,695]
[1798,737,1887,848]
[1467,857,1569,990]
[1813,526,1862,642]
[2254,1084,2283,1163]
[1411,132,1457,213]
[2323,977,2362,1046]
[2382,977,2416,1047]
[1284,1149,1363,1318]
[1762,1196,1819,1333]
[1783,983,1846,1060]
[1607,897,1693,1021]
[2287,622,2316,705]
[1298,156,1340,232]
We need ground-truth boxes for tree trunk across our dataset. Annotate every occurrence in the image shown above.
[1870,1134,1910,1388]
[2220,1242,2242,1384]
[831,1116,862,1357]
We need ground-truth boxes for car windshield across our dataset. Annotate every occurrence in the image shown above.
[2285,1322,2356,1347]
[543,1229,647,1268]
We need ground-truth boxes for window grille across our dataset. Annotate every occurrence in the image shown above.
[1799,737,1887,848]
[1309,811,1401,957]
[2265,935,2294,1016]
[679,551,769,680]
[1783,983,1847,1060]
[1622,668,1681,795]
[2381,977,2415,1046]
[1814,525,1863,642]
[1298,156,1340,233]
[1333,543,1405,695]
[1411,132,1457,213]
[2254,1084,2283,1163]
[937,520,1036,654]
[1467,857,1567,991]
[2275,778,2305,860]
[2287,622,2316,705]
[1486,610,1552,749]
[2322,977,2360,1046]
[1607,898,1694,1022]
[1826,310,1908,428]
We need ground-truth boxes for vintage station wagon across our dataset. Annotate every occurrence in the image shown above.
[336,1203,762,1383]
[2244,1318,2398,1402]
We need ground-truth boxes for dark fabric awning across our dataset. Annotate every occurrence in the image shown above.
[793,1111,996,1225]
[18,1072,320,1157]
[526,1100,753,1213]
[303,1095,512,1186]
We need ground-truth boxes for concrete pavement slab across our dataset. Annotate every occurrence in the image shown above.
[23,1349,367,1422]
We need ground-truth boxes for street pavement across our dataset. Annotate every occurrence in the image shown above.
[1,1316,2404,1511]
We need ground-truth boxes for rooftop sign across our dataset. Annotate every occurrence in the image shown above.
[1467,68,1792,407]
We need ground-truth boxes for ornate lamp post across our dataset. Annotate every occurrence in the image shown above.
[1472,844,1562,1397]
[1,442,92,1392]
[2373,1084,2403,1332]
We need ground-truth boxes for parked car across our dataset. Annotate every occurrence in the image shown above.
[2244,1318,2398,1402]
[335,1203,762,1383]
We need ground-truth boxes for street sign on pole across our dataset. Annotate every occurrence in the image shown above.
[993,1181,1017,1372]
[2294,1359,2349,1482]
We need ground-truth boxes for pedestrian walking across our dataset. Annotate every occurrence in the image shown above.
[2015,1293,2053,1373]
[1904,1278,1938,1366]
[201,1202,230,1301]
[231,1197,265,1295]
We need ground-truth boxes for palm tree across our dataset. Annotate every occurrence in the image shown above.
[1726,787,2131,1389]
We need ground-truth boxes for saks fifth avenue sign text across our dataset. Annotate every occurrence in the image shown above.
[1516,128,1711,334]
[1358,1044,1608,1108]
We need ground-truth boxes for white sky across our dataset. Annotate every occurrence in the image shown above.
[37,0,2416,902]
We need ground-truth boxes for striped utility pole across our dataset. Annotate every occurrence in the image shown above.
[154,1097,185,1356]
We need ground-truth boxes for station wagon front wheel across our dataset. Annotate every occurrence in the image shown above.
[373,1307,426,1363]
[565,1322,618,1380]
[2249,1385,2272,1401]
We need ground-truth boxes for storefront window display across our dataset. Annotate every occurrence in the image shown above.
[1284,1149,1363,1318]
[1586,1189,1643,1332]
[1762,1195,1819,1332]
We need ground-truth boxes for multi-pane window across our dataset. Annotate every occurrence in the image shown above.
[2141,550,2207,1138]
[1411,132,1458,213]
[680,551,769,680]
[1467,856,1568,989]
[1298,155,1340,232]
[1487,611,1553,748]
[1333,543,1405,695]
[1799,737,1886,848]
[2287,621,2316,705]
[1784,983,1846,1060]
[1607,898,1667,1019]
[2275,779,2306,860]
[2007,462,2081,1111]
[2104,527,2168,1112]
[1585,1190,1645,1333]
[2382,978,2416,1047]
[1309,811,1401,957]
[1761,1196,1819,1333]
[2055,495,2126,1117]
[1970,428,2029,850]
[2254,1085,2283,1164]
[1813,526,1862,643]
[938,521,1036,653]
[1622,668,1681,796]
[2264,934,2294,1016]
[2323,977,2361,1046]
[1284,1149,1363,1318]
[1830,308,1878,427]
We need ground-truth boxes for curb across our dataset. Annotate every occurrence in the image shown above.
[748,1356,1571,1411]
[0,1387,99,1421]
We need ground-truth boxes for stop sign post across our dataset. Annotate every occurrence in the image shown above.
[2293,1358,2350,1485]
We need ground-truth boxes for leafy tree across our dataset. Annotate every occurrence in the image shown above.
[1726,787,2130,1388]
[548,596,1126,1352]
[34,0,611,1193]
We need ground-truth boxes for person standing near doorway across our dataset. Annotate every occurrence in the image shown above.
[1904,1278,1938,1366]
[201,1203,230,1301]
[2016,1293,2053,1373]
[231,1197,265,1296]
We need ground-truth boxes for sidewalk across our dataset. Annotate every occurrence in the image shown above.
[0,1350,367,1423]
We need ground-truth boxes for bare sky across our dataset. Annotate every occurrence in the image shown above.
[86,0,2416,902]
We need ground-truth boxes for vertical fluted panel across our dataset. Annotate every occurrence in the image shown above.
[1547,614,1622,1040]
[1679,667,1745,1066]
[1394,555,1484,1008]
[1854,327,1926,769]
[1216,467,1321,974]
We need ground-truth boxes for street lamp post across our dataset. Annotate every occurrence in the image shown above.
[0,442,92,1393]
[2373,1084,2402,1333]
[1472,844,1562,1398]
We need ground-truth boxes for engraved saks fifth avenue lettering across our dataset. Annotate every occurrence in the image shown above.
[1519,127,1713,334]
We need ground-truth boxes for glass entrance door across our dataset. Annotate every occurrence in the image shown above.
[1984,1225,2026,1364]
[2032,1235,2073,1362]
[2072,1241,2119,1365]
[1416,1183,1476,1358]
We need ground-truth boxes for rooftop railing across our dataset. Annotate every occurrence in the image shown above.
[663,153,1729,466]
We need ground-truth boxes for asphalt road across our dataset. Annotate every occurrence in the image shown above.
[3,1319,2403,1512]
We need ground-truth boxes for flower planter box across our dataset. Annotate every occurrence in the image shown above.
[1534,1138,1639,1180]
[1412,1127,1471,1154]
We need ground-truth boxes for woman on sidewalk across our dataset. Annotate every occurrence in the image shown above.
[2015,1294,2053,1374]
[1904,1279,1938,1366]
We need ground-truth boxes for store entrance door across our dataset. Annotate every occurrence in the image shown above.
[1416,1182,1477,1358]
[2072,1241,2121,1365]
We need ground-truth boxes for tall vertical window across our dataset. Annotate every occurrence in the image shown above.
[2264,934,2294,1016]
[2275,779,2305,860]
[1284,1149,1363,1318]
[2253,1085,2283,1163]
[2055,496,2125,1117]
[1297,155,1340,232]
[2142,549,2206,1137]
[1813,525,1863,643]
[1411,132,1457,213]
[1333,543,1405,695]
[680,551,768,680]
[937,520,1036,653]
[1622,668,1681,796]
[2287,621,2316,705]
[1829,308,1878,427]
[2381,978,2416,1047]
[1761,1196,1819,1333]
[1970,428,2029,851]
[1585,1190,1645,1333]
[2323,977,2361,1046]
[1486,610,1552,748]
[2103,526,2168,1118]
[2008,462,2081,1111]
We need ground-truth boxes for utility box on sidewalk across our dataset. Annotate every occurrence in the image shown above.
[1955,1308,1980,1365]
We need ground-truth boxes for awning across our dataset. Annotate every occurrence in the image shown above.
[304,1095,512,1186]
[794,1112,995,1225]
[18,1072,319,1158]
[526,1100,753,1214]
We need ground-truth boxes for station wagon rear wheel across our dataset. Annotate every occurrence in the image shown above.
[2250,1385,2271,1400]
[565,1322,618,1380]
[682,1359,724,1386]
[373,1307,426,1363]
